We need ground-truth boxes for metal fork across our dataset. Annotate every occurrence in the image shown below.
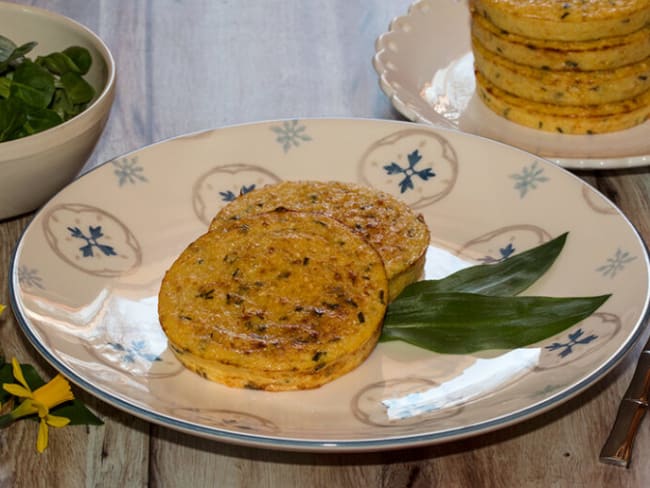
[599,338,650,467]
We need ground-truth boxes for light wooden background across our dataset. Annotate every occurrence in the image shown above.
[1,1,649,486]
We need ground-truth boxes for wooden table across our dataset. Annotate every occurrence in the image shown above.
[1,1,649,486]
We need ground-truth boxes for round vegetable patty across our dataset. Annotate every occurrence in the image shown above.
[210,180,429,301]
[158,209,389,391]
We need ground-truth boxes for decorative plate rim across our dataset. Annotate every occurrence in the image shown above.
[8,117,650,452]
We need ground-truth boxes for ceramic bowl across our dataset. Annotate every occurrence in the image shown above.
[0,1,116,220]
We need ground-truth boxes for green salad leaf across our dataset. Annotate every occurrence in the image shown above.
[36,46,92,75]
[0,76,11,98]
[11,60,55,108]
[60,71,95,104]
[380,233,610,354]
[0,34,94,142]
[0,36,36,71]
[0,98,26,140]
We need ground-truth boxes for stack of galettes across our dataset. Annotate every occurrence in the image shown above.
[158,181,429,391]
[470,0,650,134]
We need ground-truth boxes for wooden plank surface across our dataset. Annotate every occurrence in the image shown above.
[1,1,649,486]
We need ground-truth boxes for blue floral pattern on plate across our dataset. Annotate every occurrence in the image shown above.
[545,329,598,358]
[597,249,637,278]
[511,161,549,198]
[357,128,458,208]
[68,225,117,258]
[43,203,142,277]
[191,164,282,225]
[112,156,148,186]
[479,242,516,264]
[108,341,162,364]
[17,266,45,289]
[383,149,436,193]
[219,184,256,203]
[270,120,312,152]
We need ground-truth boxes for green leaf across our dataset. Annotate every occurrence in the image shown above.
[381,292,610,354]
[399,232,568,298]
[60,71,95,104]
[22,107,62,135]
[0,98,26,141]
[50,87,74,119]
[0,36,93,142]
[0,76,11,98]
[0,35,17,61]
[13,41,38,60]
[0,36,36,72]
[0,413,14,428]
[63,46,92,74]
[10,59,55,108]
[36,52,82,75]
[19,363,47,390]
[51,399,103,425]
[0,362,13,405]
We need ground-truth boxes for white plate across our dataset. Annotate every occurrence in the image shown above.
[9,118,650,451]
[373,0,650,169]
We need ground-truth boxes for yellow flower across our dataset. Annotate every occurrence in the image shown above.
[2,358,74,452]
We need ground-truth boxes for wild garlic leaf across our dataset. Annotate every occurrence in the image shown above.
[381,292,610,354]
[381,233,611,354]
[399,232,568,298]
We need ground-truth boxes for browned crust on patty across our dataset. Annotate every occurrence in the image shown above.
[158,209,389,391]
[473,37,650,105]
[475,69,650,134]
[210,180,430,301]
[470,0,650,41]
[471,11,650,71]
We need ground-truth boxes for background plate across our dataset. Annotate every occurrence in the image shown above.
[373,0,650,169]
[10,118,650,451]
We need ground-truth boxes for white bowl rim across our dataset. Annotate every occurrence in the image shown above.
[0,1,116,159]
